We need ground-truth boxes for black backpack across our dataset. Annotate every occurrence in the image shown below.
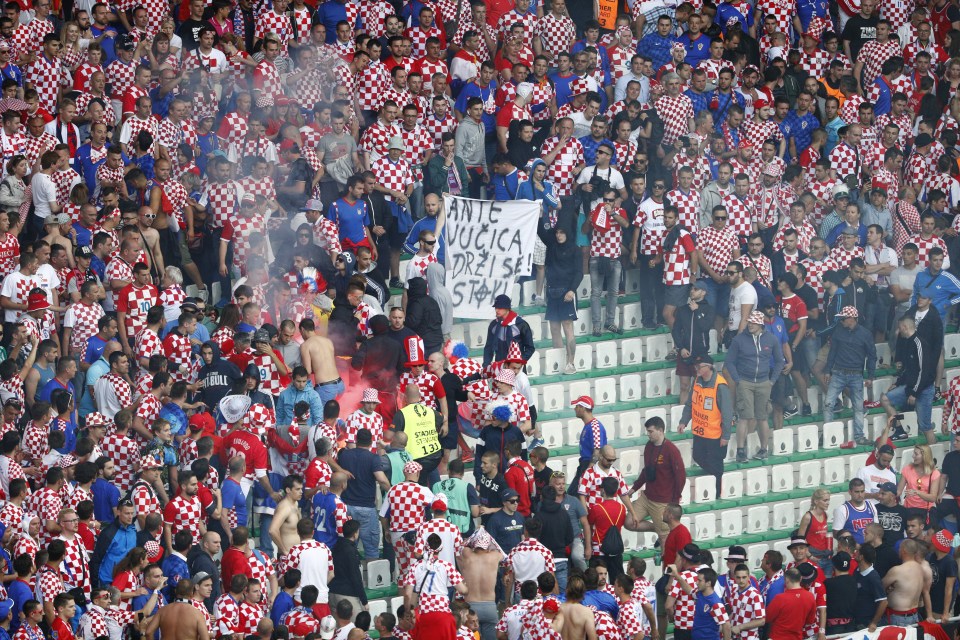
[599,504,625,556]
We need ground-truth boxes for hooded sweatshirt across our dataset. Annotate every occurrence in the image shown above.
[535,498,574,559]
[197,341,243,409]
[405,276,444,355]
[425,263,453,337]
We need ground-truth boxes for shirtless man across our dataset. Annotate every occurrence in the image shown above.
[268,474,303,559]
[135,206,165,274]
[299,318,341,401]
[882,539,933,625]
[560,575,598,640]
[458,529,503,640]
[149,158,205,291]
[143,579,211,640]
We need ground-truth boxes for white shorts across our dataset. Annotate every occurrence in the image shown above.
[533,237,546,266]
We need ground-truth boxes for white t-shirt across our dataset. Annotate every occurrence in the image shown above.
[34,264,60,304]
[855,463,897,503]
[570,112,596,138]
[577,165,625,211]
[889,264,921,316]
[728,281,757,331]
[297,542,333,604]
[31,172,56,221]
[0,271,36,322]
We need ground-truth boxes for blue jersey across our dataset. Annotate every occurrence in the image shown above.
[327,197,370,244]
[691,590,725,640]
[578,418,608,461]
[312,491,339,546]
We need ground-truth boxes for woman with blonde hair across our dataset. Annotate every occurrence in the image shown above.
[898,444,943,512]
[798,488,834,577]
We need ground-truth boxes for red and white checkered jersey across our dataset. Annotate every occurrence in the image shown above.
[578,465,629,509]
[668,568,701,630]
[252,60,282,108]
[874,113,912,150]
[828,244,866,271]
[807,178,838,225]
[589,211,626,259]
[135,371,153,397]
[738,253,772,287]
[944,374,960,433]
[673,155,712,194]
[13,534,37,564]
[189,598,215,637]
[839,94,865,124]
[103,258,133,312]
[344,409,384,447]
[612,139,637,170]
[72,61,102,91]
[0,233,19,281]
[399,124,433,182]
[451,18,495,62]
[797,47,831,78]
[24,132,57,169]
[481,391,531,424]
[26,487,63,545]
[882,0,915,29]
[0,501,23,530]
[163,494,204,544]
[68,485,92,511]
[655,94,695,146]
[217,112,248,148]
[400,557,463,614]
[380,481,433,531]
[359,0,395,37]
[371,156,414,202]
[137,392,164,430]
[905,152,934,188]
[357,62,392,112]
[406,24,445,59]
[721,193,755,239]
[541,135,585,198]
[729,585,765,640]
[892,201,921,253]
[422,112,457,150]
[592,610,619,640]
[26,54,66,113]
[698,225,739,275]
[199,179,242,229]
[741,118,782,151]
[772,221,817,254]
[666,188,701,231]
[21,420,49,461]
[214,593,242,637]
[618,595,646,639]
[803,581,827,637]
[859,39,902,86]
[135,327,163,364]
[756,0,793,35]
[505,538,555,584]
[36,564,64,605]
[131,480,160,520]
[58,533,90,596]
[907,234,948,268]
[254,9,293,52]
[62,301,103,356]
[799,256,839,306]
[104,58,135,100]
[304,457,332,491]
[634,197,666,256]
[413,518,464,567]
[662,228,697,286]
[222,212,268,274]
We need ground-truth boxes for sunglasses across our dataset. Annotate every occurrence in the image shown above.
[714,216,727,220]
[424,239,436,245]
[603,197,616,202]
[725,270,739,275]
[653,184,666,189]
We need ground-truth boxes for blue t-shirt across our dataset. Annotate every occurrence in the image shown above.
[327,198,370,244]
[271,591,295,627]
[692,590,725,640]
[337,448,384,507]
[312,491,338,546]
[221,477,247,527]
[8,579,31,633]
[583,590,618,619]
[455,81,497,132]
[759,573,785,604]
[579,418,608,461]
[159,403,188,438]
[92,477,121,522]
[84,335,109,364]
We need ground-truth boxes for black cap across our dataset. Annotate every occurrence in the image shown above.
[679,543,701,562]
[493,294,512,309]
[832,551,851,572]
[696,355,714,366]
[796,562,817,583]
[115,33,136,51]
[915,132,934,147]
[74,245,92,258]
[878,444,895,456]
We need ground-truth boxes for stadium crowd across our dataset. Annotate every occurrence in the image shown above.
[4,0,960,638]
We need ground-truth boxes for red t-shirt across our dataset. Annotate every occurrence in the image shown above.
[663,524,693,565]
[766,587,817,640]
[77,522,95,552]
[224,429,269,479]
[588,499,626,549]
[51,617,75,640]
[220,546,253,593]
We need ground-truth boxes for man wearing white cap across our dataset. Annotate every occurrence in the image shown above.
[371,136,415,270]
[824,306,876,446]
[414,494,464,566]
[380,460,434,576]
[130,455,163,530]
[495,82,533,153]
[345,389,385,449]
[723,310,784,462]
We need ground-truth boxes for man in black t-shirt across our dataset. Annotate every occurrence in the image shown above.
[874,482,908,546]
[842,0,879,62]
[928,529,959,620]
[176,0,208,52]
[477,451,506,526]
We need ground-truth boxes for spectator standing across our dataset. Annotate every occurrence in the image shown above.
[723,311,784,462]
[628,417,685,546]
[587,477,627,582]
[567,395,607,497]
[678,356,732,496]
[823,306,877,445]
[881,315,937,443]
[482,295,535,367]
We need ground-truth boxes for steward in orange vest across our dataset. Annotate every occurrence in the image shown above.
[678,355,732,496]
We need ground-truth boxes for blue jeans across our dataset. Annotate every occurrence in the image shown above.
[589,256,622,328]
[316,379,345,405]
[888,612,919,626]
[699,278,730,320]
[346,504,380,559]
[471,601,498,640]
[259,514,275,557]
[885,384,935,432]
[823,372,865,439]
[555,558,569,591]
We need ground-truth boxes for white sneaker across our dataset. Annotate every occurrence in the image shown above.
[563,363,577,375]
[531,293,542,305]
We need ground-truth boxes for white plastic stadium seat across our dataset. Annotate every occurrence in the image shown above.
[772,502,796,530]
[746,506,769,534]
[543,347,566,376]
[823,457,846,486]
[643,371,667,398]
[796,424,819,452]
[797,461,822,489]
[524,354,541,377]
[573,309,591,337]
[822,421,846,449]
[676,440,693,468]
[875,343,892,367]
[946,334,960,360]
[721,509,742,538]
[577,275,592,300]
[467,322,488,349]
[620,450,641,478]
[694,513,717,542]
[693,476,717,504]
[541,422,564,449]
[593,378,617,406]
[572,344,593,372]
[367,560,391,589]
[539,384,566,413]
[722,471,744,500]
[625,269,643,295]
[744,468,769,497]
[746,544,768,572]
[594,342,618,369]
[618,411,643,439]
[390,596,405,613]
[771,428,794,456]
[644,334,670,362]
[368,600,388,618]
[770,465,795,493]
[619,374,643,403]
[620,338,643,366]
[621,303,643,331]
